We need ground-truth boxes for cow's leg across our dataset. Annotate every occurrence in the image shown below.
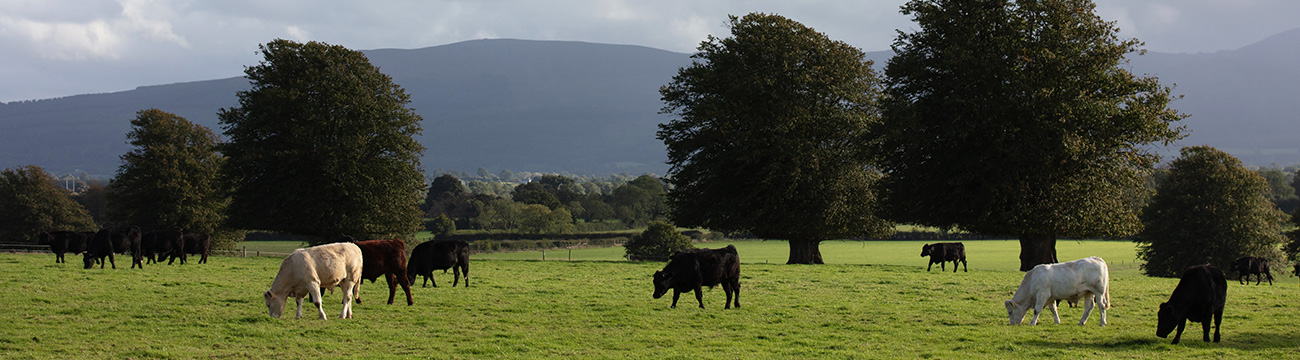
[926,261,933,271]
[309,285,327,320]
[462,264,470,287]
[732,281,741,308]
[961,258,968,272]
[952,260,958,273]
[694,286,705,309]
[1078,294,1095,326]
[200,252,207,264]
[295,296,305,319]
[341,280,355,319]
[670,290,681,308]
[398,272,413,305]
[385,273,398,305]
[1266,272,1273,285]
[107,253,115,269]
[1171,321,1185,344]
[430,272,439,288]
[1212,308,1222,342]
[940,261,946,271]
[723,283,734,309]
[56,253,63,263]
[1047,299,1061,325]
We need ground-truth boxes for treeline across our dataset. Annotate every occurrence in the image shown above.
[420,173,670,235]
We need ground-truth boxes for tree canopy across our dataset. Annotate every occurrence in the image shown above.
[219,39,426,242]
[108,109,227,234]
[657,13,893,264]
[876,0,1186,270]
[1136,146,1289,277]
[0,165,96,243]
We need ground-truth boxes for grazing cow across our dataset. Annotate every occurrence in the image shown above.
[1293,264,1299,278]
[1157,264,1227,344]
[182,233,211,264]
[83,227,142,269]
[406,240,471,288]
[263,242,363,320]
[340,235,413,306]
[920,242,968,272]
[652,245,741,309]
[1005,257,1110,326]
[1232,256,1273,285]
[141,229,184,265]
[40,231,91,263]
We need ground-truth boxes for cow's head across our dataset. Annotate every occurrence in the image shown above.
[265,290,287,319]
[920,244,932,257]
[37,232,52,245]
[1005,300,1028,325]
[1155,302,1178,338]
[82,252,95,269]
[652,270,673,299]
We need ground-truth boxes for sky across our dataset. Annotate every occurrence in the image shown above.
[2,0,1298,103]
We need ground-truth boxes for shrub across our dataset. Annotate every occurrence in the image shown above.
[624,221,694,261]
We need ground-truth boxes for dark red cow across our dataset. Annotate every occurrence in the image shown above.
[341,235,413,306]
[182,233,211,264]
[652,245,741,309]
[406,240,470,288]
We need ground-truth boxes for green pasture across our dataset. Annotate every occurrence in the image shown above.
[3,241,1298,358]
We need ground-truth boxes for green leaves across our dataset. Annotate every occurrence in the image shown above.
[108,109,226,233]
[0,165,96,242]
[219,40,425,241]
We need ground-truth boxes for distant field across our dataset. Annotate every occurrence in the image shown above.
[3,250,1297,358]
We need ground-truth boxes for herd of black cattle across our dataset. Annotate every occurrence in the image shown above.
[34,233,1300,345]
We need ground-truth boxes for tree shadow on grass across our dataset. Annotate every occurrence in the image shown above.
[1021,331,1300,351]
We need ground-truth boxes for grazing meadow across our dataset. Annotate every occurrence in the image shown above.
[2,240,1297,358]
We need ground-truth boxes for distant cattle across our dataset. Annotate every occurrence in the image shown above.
[1157,264,1227,344]
[652,245,741,309]
[341,235,413,306]
[182,233,211,264]
[40,231,91,263]
[83,227,142,269]
[1232,256,1273,285]
[141,229,184,265]
[920,242,967,272]
[406,240,471,288]
[264,242,363,320]
[1005,257,1110,326]
[1293,264,1299,278]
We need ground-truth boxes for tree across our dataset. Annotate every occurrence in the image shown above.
[877,0,1186,270]
[1136,146,1289,277]
[108,109,227,236]
[512,182,561,209]
[658,13,893,264]
[72,181,109,225]
[423,174,470,220]
[219,39,426,243]
[0,165,96,242]
[425,214,456,237]
[518,204,575,235]
[624,221,695,261]
[610,175,668,228]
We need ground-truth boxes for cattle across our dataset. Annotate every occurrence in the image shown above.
[39,231,91,263]
[1157,264,1227,344]
[340,235,413,306]
[406,240,471,288]
[182,233,211,264]
[1293,264,1299,278]
[141,229,184,265]
[1232,256,1273,285]
[263,242,363,320]
[652,245,741,309]
[920,242,967,272]
[83,227,142,269]
[1004,257,1110,326]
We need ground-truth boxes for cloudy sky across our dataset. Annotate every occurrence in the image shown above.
[2,0,1298,103]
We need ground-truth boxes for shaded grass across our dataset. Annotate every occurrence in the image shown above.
[4,243,1296,358]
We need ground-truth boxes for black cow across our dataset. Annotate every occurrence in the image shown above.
[1232,256,1273,285]
[406,240,470,288]
[920,242,967,272]
[1157,264,1227,344]
[182,233,211,264]
[39,231,91,263]
[1293,264,1299,278]
[652,245,741,309]
[84,227,142,269]
[142,229,185,265]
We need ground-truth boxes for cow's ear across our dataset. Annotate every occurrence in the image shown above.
[264,291,273,300]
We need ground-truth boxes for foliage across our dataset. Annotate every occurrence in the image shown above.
[609,175,669,228]
[513,182,562,209]
[470,197,523,230]
[876,0,1187,270]
[423,174,472,223]
[218,39,425,243]
[623,221,694,261]
[425,214,456,237]
[518,204,575,235]
[1136,146,1289,277]
[657,13,893,264]
[107,109,228,236]
[1282,210,1300,263]
[71,181,109,226]
[0,165,96,242]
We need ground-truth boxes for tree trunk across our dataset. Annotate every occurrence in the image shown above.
[1018,233,1058,271]
[787,239,824,264]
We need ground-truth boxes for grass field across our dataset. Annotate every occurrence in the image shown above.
[3,240,1298,358]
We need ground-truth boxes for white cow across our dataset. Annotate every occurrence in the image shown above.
[1004,256,1110,326]
[264,242,364,320]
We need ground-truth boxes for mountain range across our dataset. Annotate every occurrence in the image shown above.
[2,29,1297,178]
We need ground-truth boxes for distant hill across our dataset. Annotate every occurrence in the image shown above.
[2,32,1297,177]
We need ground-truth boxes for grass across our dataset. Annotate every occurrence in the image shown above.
[3,240,1297,358]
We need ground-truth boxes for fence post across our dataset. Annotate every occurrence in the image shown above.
[568,249,572,261]
[542,249,546,261]
[243,246,247,258]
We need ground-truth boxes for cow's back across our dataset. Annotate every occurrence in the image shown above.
[1172,265,1227,318]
